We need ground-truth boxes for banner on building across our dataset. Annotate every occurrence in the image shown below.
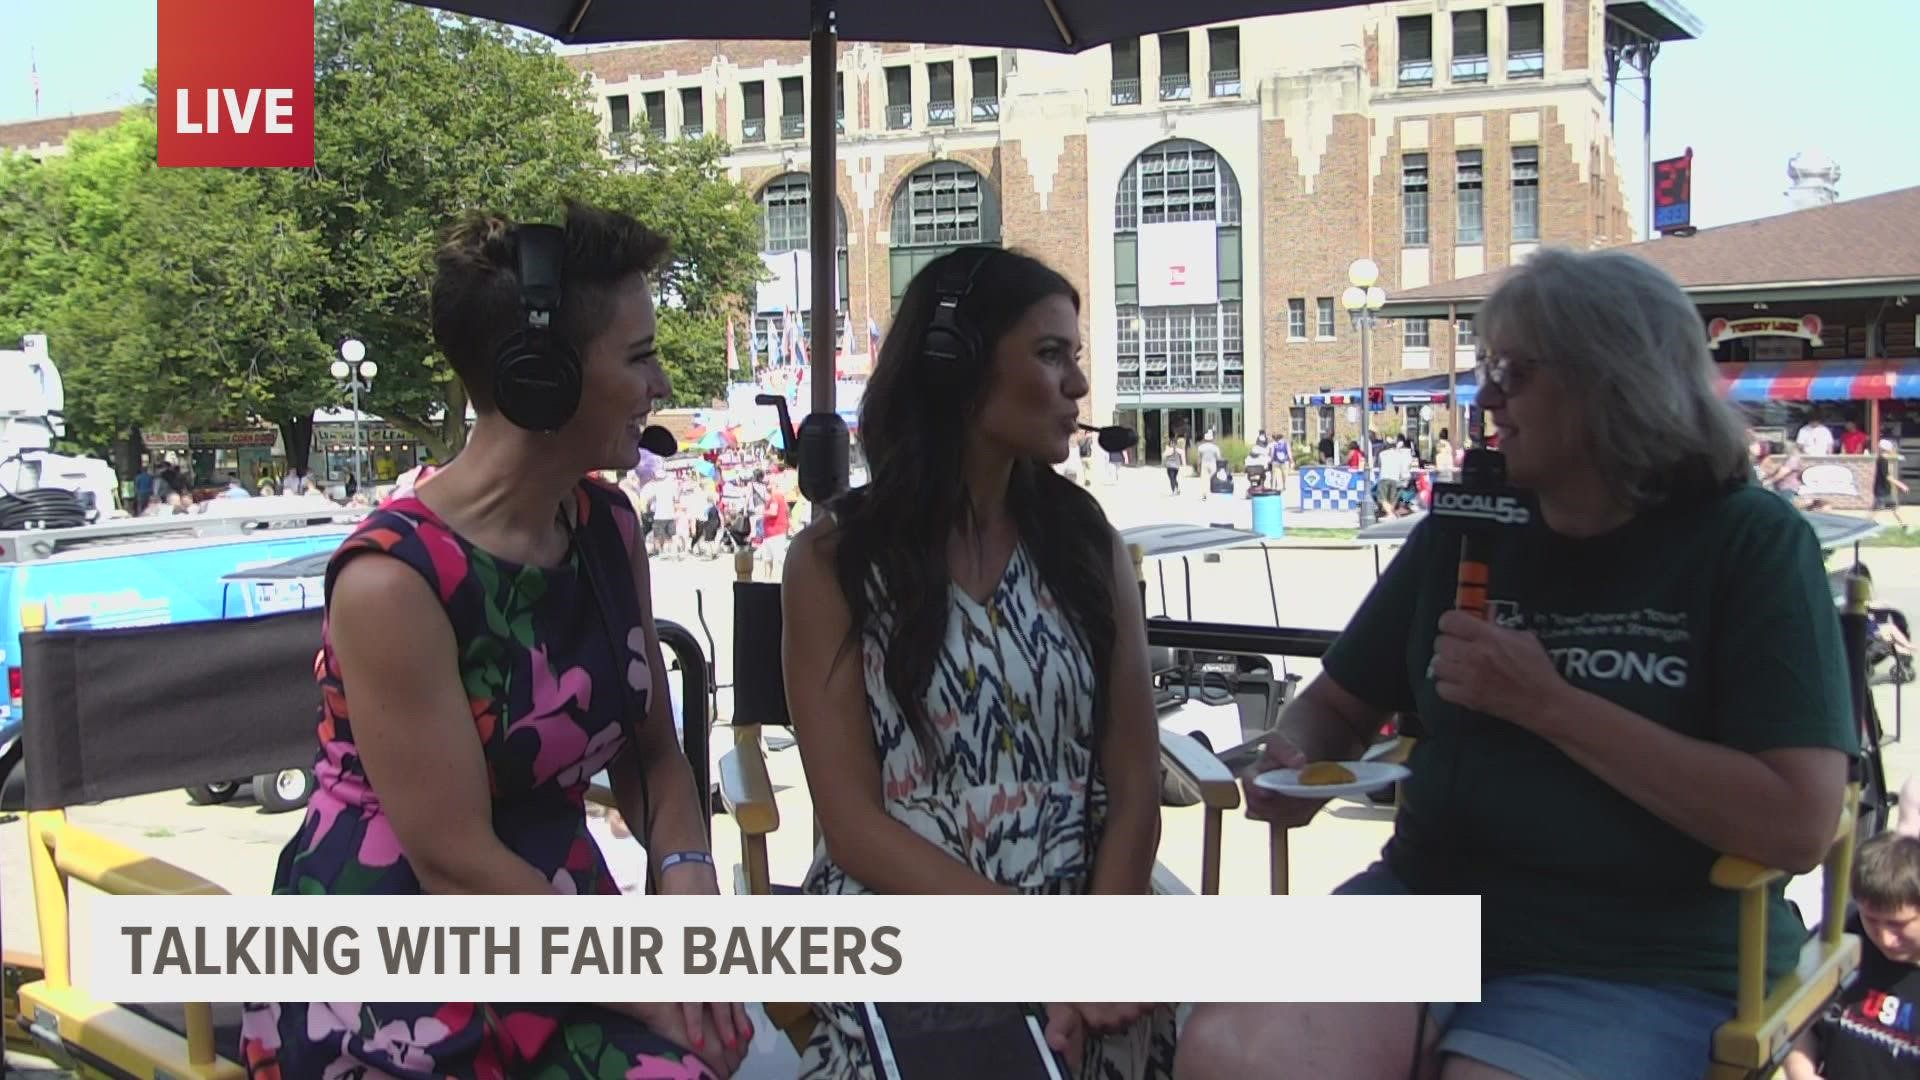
[757,251,811,313]
[1137,221,1219,307]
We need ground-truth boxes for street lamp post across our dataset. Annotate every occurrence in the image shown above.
[1342,260,1388,528]
[331,339,378,492]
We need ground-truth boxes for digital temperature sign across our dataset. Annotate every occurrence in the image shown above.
[1653,150,1694,234]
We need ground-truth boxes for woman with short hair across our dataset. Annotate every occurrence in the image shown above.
[239,201,748,1079]
[1176,247,1858,1080]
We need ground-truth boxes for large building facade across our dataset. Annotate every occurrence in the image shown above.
[567,0,1654,460]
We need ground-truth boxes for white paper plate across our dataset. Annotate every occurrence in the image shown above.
[1252,761,1411,800]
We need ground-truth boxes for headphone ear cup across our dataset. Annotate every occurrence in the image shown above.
[494,332,583,432]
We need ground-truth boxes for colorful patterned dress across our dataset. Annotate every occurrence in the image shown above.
[797,541,1179,1079]
[238,478,714,1080]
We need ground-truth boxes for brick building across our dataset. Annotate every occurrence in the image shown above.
[0,110,123,160]
[567,0,1687,462]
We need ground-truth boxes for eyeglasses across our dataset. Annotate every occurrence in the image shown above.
[1475,353,1536,397]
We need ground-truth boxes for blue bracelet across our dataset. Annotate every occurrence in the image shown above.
[659,850,715,873]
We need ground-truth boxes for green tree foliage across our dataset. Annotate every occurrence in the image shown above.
[0,0,764,463]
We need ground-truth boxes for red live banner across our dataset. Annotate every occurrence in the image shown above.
[157,0,316,167]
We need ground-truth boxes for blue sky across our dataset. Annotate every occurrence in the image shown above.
[2,0,1915,231]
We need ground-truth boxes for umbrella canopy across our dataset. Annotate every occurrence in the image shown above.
[397,0,1375,493]
[399,1,1368,52]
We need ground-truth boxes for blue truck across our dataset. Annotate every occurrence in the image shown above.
[0,496,363,810]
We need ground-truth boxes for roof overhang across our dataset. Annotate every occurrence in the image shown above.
[1380,276,1920,320]
[1606,0,1704,43]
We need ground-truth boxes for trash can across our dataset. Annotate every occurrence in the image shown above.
[1250,490,1285,538]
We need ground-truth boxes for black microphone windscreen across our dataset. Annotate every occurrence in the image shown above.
[1460,447,1506,488]
[1096,426,1138,454]
[637,425,678,458]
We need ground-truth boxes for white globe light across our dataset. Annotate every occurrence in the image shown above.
[1347,258,1380,289]
[1366,286,1388,310]
[359,360,379,380]
[330,360,350,380]
[1341,285,1368,312]
[340,339,366,364]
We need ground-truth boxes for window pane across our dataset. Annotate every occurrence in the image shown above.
[1511,146,1540,241]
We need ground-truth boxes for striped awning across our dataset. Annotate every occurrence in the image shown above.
[1382,372,1478,406]
[1716,359,1920,402]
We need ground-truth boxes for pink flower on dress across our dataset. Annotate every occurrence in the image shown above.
[626,627,650,691]
[418,524,470,602]
[626,1057,717,1080]
[556,720,626,790]
[522,645,593,784]
[355,808,404,868]
[364,1016,451,1074]
[240,1001,283,1052]
[307,1002,361,1042]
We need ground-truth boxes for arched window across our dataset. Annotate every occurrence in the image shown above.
[754,173,849,360]
[1112,139,1245,405]
[888,161,1002,309]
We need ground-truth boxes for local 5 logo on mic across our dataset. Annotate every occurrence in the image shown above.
[1430,487,1533,526]
[157,0,315,168]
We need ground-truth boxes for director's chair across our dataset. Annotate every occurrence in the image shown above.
[8,604,713,1079]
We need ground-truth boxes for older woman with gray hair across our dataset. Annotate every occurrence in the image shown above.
[1175,248,1859,1080]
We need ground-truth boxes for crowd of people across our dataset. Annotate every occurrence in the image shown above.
[231,199,1889,1080]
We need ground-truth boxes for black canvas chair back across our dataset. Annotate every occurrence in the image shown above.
[734,578,790,729]
[22,608,325,810]
[21,608,713,812]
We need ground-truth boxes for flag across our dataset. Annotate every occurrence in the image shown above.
[726,317,738,371]
[791,316,808,367]
[747,323,760,369]
[770,317,786,368]
[30,49,40,116]
[868,317,881,357]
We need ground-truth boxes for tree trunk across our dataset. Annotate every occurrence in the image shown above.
[435,382,469,461]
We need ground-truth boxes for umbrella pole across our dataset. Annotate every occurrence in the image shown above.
[799,0,850,502]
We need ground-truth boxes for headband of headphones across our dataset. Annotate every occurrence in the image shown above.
[514,223,567,334]
[922,247,1001,366]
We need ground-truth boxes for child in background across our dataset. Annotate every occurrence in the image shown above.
[1786,829,1920,1078]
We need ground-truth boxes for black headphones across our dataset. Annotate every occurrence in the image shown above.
[494,223,583,432]
[920,246,1000,370]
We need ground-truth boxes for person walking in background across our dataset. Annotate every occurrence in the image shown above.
[1164,438,1186,495]
[1196,430,1221,501]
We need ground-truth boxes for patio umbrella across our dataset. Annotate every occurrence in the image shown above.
[397,0,1375,496]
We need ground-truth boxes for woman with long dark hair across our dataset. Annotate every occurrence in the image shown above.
[780,247,1176,1078]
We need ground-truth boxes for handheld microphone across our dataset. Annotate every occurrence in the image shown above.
[1427,448,1531,618]
[1077,423,1138,454]
[637,425,679,458]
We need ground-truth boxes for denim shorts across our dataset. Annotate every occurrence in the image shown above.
[1335,860,1736,1080]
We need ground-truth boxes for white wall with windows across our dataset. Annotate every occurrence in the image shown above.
[753,174,850,361]
[887,161,1003,309]
[1086,108,1264,445]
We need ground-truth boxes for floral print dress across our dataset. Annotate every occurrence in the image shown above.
[797,542,1179,1079]
[238,478,713,1080]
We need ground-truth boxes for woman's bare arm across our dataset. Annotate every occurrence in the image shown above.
[329,555,557,895]
[782,521,1014,895]
[1086,529,1162,895]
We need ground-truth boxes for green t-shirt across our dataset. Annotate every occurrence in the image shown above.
[1322,482,1858,998]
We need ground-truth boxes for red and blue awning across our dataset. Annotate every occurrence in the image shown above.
[1716,359,1920,402]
